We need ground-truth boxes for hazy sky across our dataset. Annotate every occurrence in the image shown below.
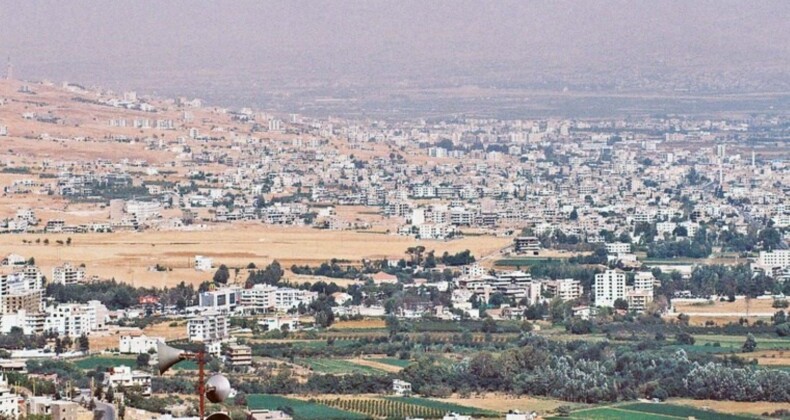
[1,1,788,94]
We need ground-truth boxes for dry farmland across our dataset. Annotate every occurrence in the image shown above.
[0,225,509,288]
[669,398,790,416]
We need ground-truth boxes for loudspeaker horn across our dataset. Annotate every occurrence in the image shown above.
[157,341,186,375]
[205,374,232,403]
[205,413,231,420]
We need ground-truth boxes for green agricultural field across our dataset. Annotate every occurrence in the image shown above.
[246,395,366,420]
[370,357,412,368]
[296,358,385,375]
[557,407,667,420]
[555,403,756,420]
[74,356,136,370]
[693,335,790,350]
[619,403,755,420]
[384,396,498,416]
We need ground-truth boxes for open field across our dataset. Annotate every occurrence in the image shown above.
[246,394,365,420]
[669,398,790,417]
[329,319,386,330]
[670,298,782,326]
[739,349,790,366]
[347,357,406,373]
[295,358,386,375]
[556,402,758,420]
[423,393,583,415]
[74,355,136,370]
[0,225,509,287]
[672,298,780,315]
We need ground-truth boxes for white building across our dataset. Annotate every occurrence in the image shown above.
[543,279,583,301]
[104,365,152,396]
[194,255,213,272]
[593,270,626,307]
[605,242,631,254]
[240,284,317,313]
[125,200,161,222]
[461,263,487,278]
[0,374,19,419]
[199,286,241,312]
[259,316,300,332]
[756,250,790,272]
[634,272,656,294]
[392,379,412,396]
[51,263,85,285]
[44,304,92,336]
[119,334,163,354]
[187,312,229,342]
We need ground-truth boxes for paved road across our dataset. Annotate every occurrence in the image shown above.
[74,390,116,420]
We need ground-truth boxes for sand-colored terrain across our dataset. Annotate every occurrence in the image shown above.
[0,225,509,288]
[669,398,790,416]
[330,319,387,330]
[433,393,582,414]
[346,358,403,373]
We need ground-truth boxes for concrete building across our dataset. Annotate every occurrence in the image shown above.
[514,236,541,254]
[543,279,583,301]
[194,255,213,271]
[240,284,317,313]
[0,374,20,419]
[226,344,252,367]
[605,242,631,254]
[52,263,85,285]
[593,270,626,307]
[187,312,229,342]
[199,286,241,312]
[119,334,163,354]
[104,365,152,396]
[392,379,412,396]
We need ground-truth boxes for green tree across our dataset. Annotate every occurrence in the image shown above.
[481,317,497,333]
[79,334,90,352]
[213,265,230,284]
[742,333,757,353]
[136,353,151,369]
[613,298,629,311]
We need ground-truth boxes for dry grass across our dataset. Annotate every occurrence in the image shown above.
[437,393,585,414]
[673,298,779,315]
[0,225,508,288]
[741,349,790,366]
[330,319,386,330]
[346,358,403,373]
[669,398,790,416]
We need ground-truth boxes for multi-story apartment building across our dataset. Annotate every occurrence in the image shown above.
[44,304,91,336]
[187,312,229,342]
[543,279,583,301]
[605,242,632,254]
[199,286,241,312]
[593,269,626,307]
[52,263,85,285]
[239,284,317,313]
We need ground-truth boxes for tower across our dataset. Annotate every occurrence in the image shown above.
[5,57,12,80]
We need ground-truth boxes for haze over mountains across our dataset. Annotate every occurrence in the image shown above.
[1,0,789,117]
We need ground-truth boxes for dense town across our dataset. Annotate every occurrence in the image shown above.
[0,77,787,420]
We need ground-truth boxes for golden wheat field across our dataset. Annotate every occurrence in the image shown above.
[0,225,509,288]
